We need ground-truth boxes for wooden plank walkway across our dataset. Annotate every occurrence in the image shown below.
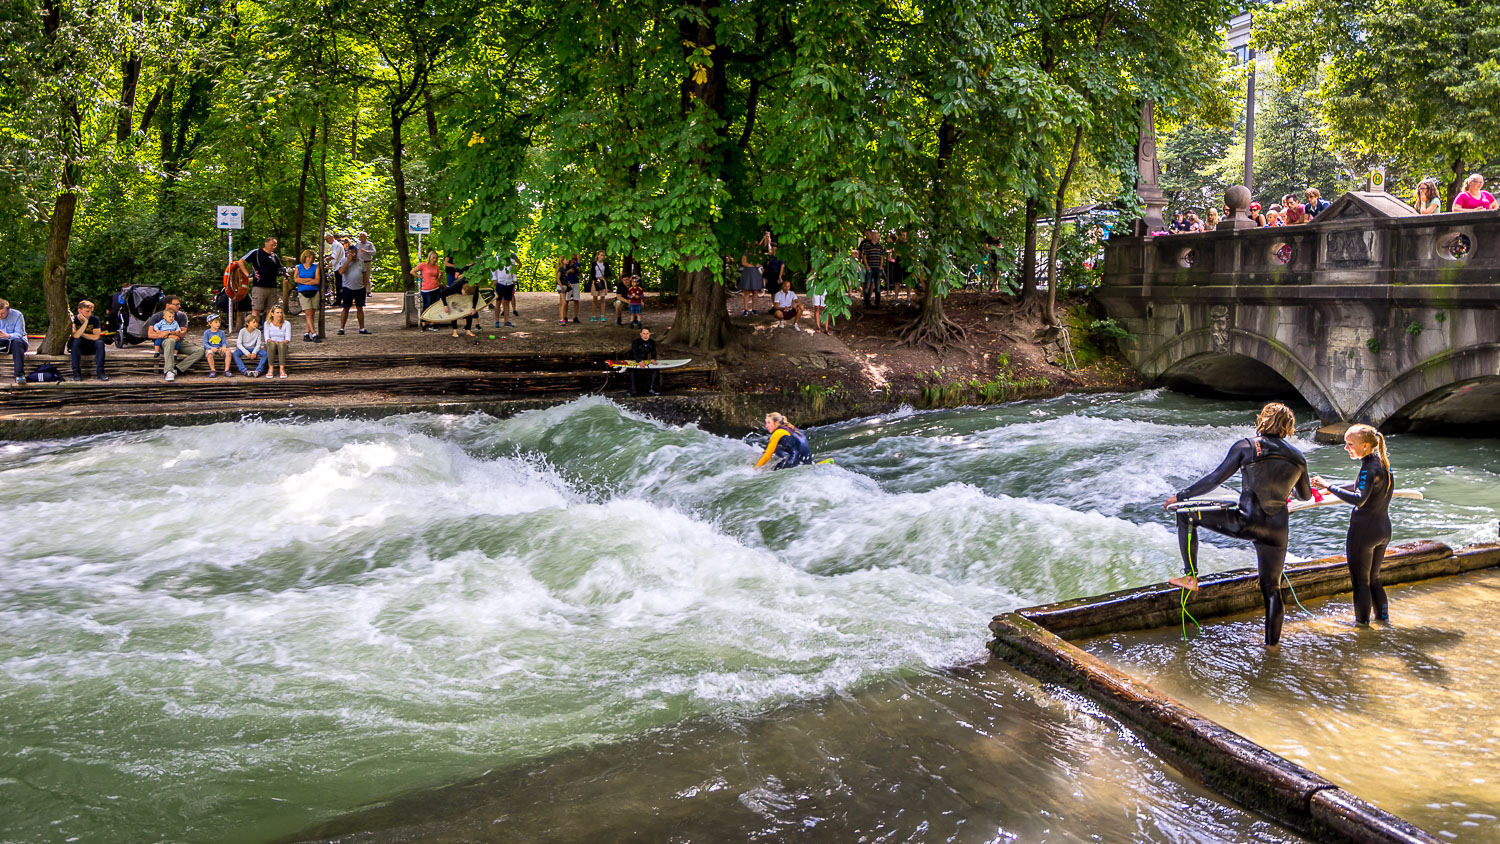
[0,363,718,412]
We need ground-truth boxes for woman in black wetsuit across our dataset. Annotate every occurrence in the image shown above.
[1163,403,1312,646]
[1312,424,1393,625]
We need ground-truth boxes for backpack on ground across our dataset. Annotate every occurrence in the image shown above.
[26,363,64,383]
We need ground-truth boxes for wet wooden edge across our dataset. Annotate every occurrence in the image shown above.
[988,541,1500,843]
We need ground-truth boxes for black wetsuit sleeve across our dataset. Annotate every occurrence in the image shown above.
[1328,458,1382,508]
[1178,440,1252,499]
[1293,460,1313,502]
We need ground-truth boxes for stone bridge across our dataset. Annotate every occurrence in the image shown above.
[1098,191,1500,433]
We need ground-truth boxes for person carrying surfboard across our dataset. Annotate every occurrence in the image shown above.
[754,412,814,470]
[1162,402,1311,647]
[1311,424,1394,625]
[626,328,659,396]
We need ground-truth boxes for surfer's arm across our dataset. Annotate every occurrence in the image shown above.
[1177,439,1251,500]
[755,430,787,468]
[1327,469,1372,507]
[1293,463,1313,501]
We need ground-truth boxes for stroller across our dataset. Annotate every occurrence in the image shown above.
[109,285,165,348]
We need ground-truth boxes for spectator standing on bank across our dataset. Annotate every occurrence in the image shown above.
[1452,173,1497,211]
[590,250,610,323]
[233,313,268,377]
[1206,208,1222,229]
[764,245,786,300]
[413,250,444,330]
[0,299,28,385]
[557,256,582,324]
[336,236,370,335]
[1415,179,1442,214]
[202,314,231,378]
[264,305,293,379]
[69,300,107,381]
[148,296,203,382]
[626,277,645,328]
[808,274,831,335]
[294,249,322,342]
[739,250,765,316]
[239,237,283,321]
[491,256,518,327]
[857,229,885,307]
[325,233,345,291]
[1304,188,1332,219]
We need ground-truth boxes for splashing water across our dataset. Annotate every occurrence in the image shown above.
[1,392,1494,841]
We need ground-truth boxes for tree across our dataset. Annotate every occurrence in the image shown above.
[1259,0,1500,203]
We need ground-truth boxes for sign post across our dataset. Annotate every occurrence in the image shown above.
[408,214,432,325]
[217,205,244,327]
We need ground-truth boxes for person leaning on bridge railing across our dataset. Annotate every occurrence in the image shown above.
[1303,187,1332,220]
[1415,178,1442,215]
[1452,173,1497,212]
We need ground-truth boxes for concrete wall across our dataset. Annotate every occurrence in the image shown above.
[1099,194,1500,429]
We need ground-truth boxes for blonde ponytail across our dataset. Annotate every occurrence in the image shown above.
[1346,424,1389,470]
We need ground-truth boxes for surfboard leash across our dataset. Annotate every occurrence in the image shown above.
[1179,516,1202,640]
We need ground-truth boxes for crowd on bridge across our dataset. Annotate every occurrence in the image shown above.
[1163,174,1499,234]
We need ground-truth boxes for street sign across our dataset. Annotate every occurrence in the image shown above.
[1369,167,1387,193]
[216,205,244,230]
[408,213,432,234]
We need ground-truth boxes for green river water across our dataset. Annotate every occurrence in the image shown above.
[1,391,1496,842]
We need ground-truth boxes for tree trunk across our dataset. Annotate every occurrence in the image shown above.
[1447,155,1465,208]
[898,117,965,352]
[391,111,415,325]
[1043,126,1084,327]
[666,265,733,352]
[41,190,77,356]
[664,0,732,352]
[424,90,440,145]
[1020,197,1039,302]
[318,107,329,340]
[117,53,141,142]
[293,126,316,257]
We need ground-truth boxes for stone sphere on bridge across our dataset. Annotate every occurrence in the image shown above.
[1225,184,1251,215]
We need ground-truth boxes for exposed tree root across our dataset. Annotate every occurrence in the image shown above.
[896,310,968,355]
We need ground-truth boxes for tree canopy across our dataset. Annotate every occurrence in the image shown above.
[0,0,1241,352]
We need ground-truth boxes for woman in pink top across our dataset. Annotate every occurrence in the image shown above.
[411,250,444,330]
[1451,173,1497,211]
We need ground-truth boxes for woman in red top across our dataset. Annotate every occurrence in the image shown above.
[411,250,444,330]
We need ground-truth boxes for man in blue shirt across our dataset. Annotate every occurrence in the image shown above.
[0,298,27,385]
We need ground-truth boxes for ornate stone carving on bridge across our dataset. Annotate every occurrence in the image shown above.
[1326,230,1377,268]
[1209,305,1231,352]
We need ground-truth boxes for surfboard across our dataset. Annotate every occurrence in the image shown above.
[1166,486,1424,513]
[605,359,692,370]
[421,288,496,323]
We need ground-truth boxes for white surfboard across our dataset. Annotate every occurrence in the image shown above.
[421,287,496,323]
[606,359,692,370]
[1167,486,1423,513]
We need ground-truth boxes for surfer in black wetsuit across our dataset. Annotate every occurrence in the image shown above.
[1312,424,1393,624]
[1163,402,1312,646]
[755,412,813,470]
[626,328,659,396]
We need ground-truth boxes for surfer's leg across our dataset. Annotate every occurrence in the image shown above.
[1370,539,1390,621]
[1253,540,1288,646]
[1346,534,1375,625]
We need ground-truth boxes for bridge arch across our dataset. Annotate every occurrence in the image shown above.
[1138,329,1342,422]
[1354,344,1500,432]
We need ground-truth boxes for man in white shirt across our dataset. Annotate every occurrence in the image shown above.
[337,234,372,335]
[491,256,518,327]
[325,233,346,289]
[772,279,803,331]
